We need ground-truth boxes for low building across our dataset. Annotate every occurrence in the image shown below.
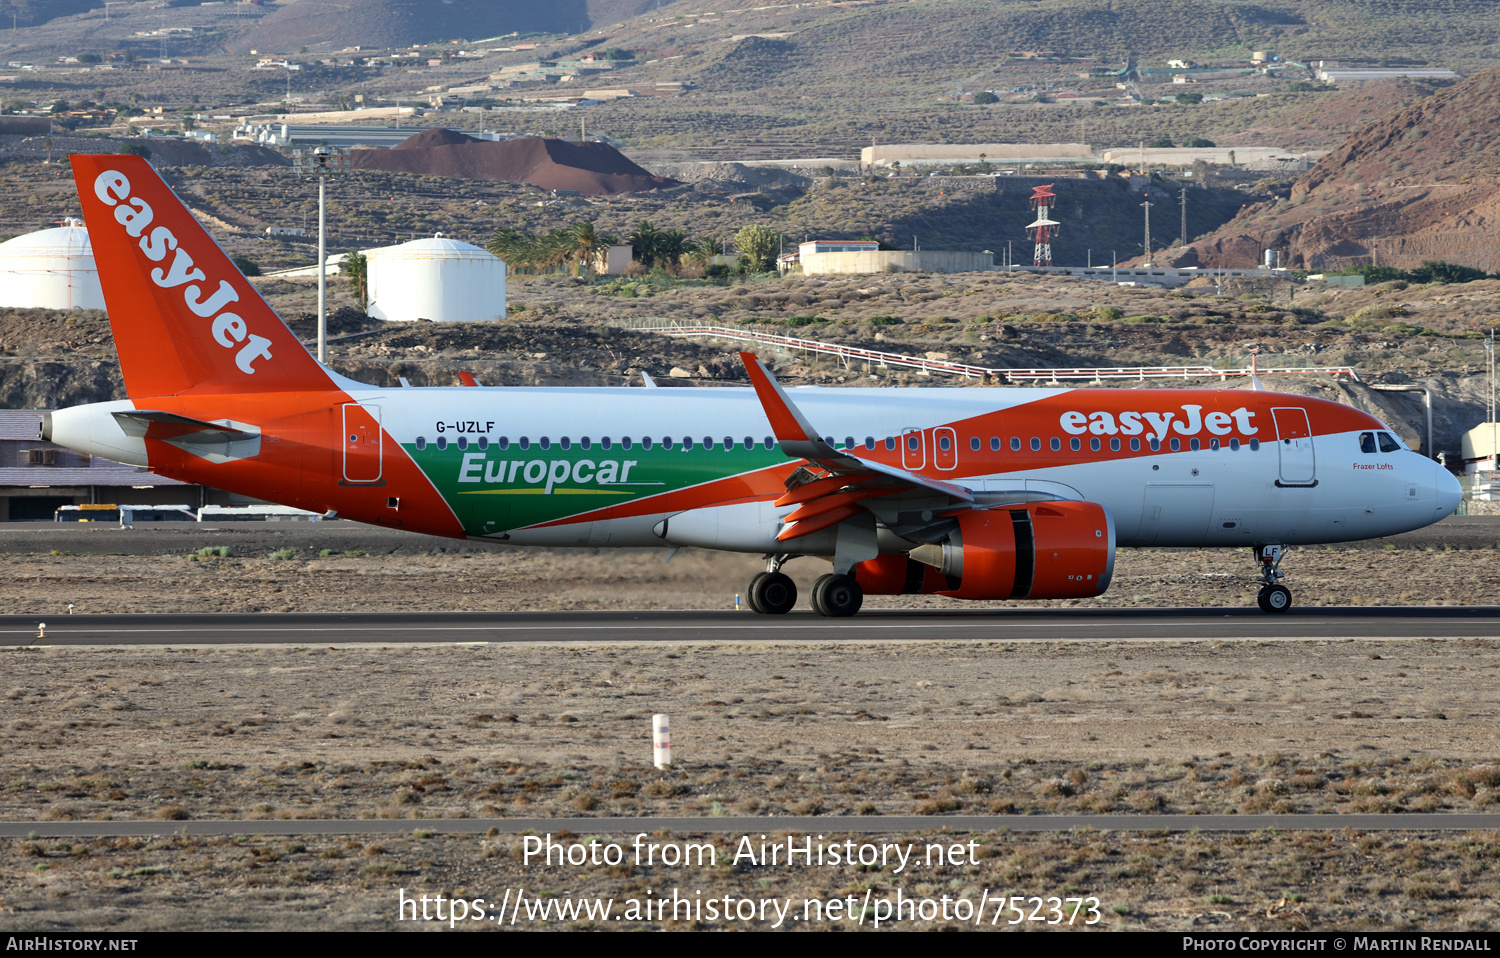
[799,240,879,256]
[0,410,220,521]
[800,250,995,275]
[594,244,633,276]
[1318,68,1457,84]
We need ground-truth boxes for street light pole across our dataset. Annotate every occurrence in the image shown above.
[292,146,350,364]
[317,175,327,362]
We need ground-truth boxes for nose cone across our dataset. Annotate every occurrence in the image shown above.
[1436,462,1462,517]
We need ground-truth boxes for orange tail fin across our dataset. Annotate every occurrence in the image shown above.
[71,154,334,398]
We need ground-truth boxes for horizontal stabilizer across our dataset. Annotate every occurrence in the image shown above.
[113,410,259,444]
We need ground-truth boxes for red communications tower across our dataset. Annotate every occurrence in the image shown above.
[1026,184,1060,267]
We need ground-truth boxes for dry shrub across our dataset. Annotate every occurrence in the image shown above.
[150,805,189,821]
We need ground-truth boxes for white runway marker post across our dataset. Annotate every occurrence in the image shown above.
[653,713,671,768]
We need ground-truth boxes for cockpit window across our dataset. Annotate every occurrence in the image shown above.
[1378,432,1402,453]
[1360,432,1377,454]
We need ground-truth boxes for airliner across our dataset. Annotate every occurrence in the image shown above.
[43,155,1462,616]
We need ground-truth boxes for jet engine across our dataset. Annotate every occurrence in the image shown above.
[854,501,1116,601]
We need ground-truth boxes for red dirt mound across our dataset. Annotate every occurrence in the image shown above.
[391,128,479,150]
[348,131,679,196]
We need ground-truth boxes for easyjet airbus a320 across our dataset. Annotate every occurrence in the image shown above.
[44,156,1461,615]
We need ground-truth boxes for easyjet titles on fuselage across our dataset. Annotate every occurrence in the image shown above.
[91,168,274,376]
[1059,404,1258,441]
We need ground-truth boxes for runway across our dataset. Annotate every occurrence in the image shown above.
[2,607,1497,646]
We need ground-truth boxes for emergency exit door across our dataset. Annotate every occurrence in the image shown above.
[1272,406,1316,486]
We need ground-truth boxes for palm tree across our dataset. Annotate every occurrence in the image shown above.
[567,221,610,275]
[628,221,660,268]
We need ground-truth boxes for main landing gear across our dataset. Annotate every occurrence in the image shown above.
[746,556,865,617]
[1254,544,1293,614]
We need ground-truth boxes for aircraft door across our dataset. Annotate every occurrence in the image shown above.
[901,428,926,471]
[1272,407,1316,485]
[342,403,383,484]
[933,427,958,470]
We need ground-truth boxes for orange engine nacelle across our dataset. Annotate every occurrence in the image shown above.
[854,501,1116,601]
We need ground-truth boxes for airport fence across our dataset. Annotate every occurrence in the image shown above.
[621,319,1362,384]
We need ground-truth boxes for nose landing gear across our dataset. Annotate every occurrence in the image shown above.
[1254,544,1293,613]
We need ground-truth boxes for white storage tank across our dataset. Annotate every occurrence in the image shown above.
[365,233,506,323]
[0,219,105,310]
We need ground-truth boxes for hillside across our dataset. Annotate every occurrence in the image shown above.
[223,0,586,54]
[1163,65,1500,272]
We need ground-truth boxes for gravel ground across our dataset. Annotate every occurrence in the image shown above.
[0,518,1498,931]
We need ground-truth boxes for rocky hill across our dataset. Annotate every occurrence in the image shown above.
[1165,66,1500,273]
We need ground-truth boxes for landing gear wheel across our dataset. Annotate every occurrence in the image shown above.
[1257,584,1293,614]
[750,571,797,615]
[746,572,769,614]
[811,573,864,617]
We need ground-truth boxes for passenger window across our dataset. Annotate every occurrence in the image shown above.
[621,437,632,449]
[1360,432,1377,454]
[641,437,653,449]
[456,436,468,450]
[702,437,715,450]
[436,436,448,450]
[884,437,896,451]
[1229,438,1239,451]
[1130,438,1141,452]
[682,437,694,450]
[1379,433,1402,453]
[1190,438,1200,451]
[1030,437,1041,451]
[1110,437,1120,451]
[970,437,980,452]
[601,437,612,449]
[580,437,590,449]
[559,437,570,450]
[764,437,775,449]
[844,436,854,448]
[499,437,511,450]
[477,437,489,450]
[1149,438,1160,451]
[1090,437,1100,452]
[662,437,674,450]
[1010,437,1020,451]
[745,437,755,449]
[1050,437,1061,451]
[991,437,1001,451]
[722,436,733,450]
[938,435,951,452]
[865,437,875,450]
[1208,438,1218,451]
[1069,437,1081,451]
[1249,439,1260,451]
[415,437,427,450]
[539,437,551,450]
[1170,438,1181,451]
[907,435,920,451]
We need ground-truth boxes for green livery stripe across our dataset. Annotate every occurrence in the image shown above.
[460,488,636,496]
[404,443,785,534]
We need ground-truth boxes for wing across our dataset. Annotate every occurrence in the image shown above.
[739,351,975,541]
